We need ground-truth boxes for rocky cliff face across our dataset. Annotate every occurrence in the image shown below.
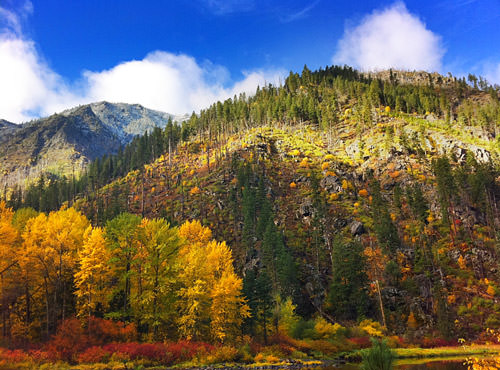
[61,102,186,144]
[0,102,182,190]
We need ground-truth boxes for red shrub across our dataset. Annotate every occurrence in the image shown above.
[348,336,371,348]
[165,340,214,363]
[87,317,137,345]
[103,343,172,364]
[266,337,295,356]
[417,337,457,348]
[46,317,89,362]
[309,340,339,355]
[249,341,263,355]
[77,346,111,363]
[28,349,55,363]
[41,316,137,362]
[0,349,31,363]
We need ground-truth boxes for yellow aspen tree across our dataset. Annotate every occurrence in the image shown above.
[210,269,250,342]
[22,207,89,337]
[0,201,20,338]
[74,226,112,321]
[178,219,212,246]
[21,213,51,337]
[177,221,212,340]
[177,220,249,342]
[0,201,18,273]
[44,207,89,320]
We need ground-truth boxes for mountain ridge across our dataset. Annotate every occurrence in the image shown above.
[0,102,185,191]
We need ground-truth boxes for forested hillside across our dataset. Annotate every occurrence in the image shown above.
[1,65,500,366]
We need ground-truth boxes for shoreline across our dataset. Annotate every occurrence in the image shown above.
[1,345,500,370]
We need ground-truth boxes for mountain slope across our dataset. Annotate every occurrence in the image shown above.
[71,65,500,339]
[7,65,500,339]
[0,102,182,190]
[77,117,500,337]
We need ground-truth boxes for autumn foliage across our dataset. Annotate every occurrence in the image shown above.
[0,204,248,349]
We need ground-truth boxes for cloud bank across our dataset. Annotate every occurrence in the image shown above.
[333,2,444,72]
[0,2,283,123]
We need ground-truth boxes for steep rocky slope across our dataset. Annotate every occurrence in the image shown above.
[77,107,500,337]
[0,102,183,190]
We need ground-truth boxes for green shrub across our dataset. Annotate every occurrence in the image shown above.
[361,338,394,370]
[291,319,315,339]
[290,350,307,359]
[485,314,500,328]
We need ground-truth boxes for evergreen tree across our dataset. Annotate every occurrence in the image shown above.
[327,238,370,321]
[370,179,400,255]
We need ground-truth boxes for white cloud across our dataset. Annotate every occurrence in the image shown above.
[0,2,284,122]
[482,62,500,86]
[333,2,444,72]
[83,52,284,115]
[0,1,80,122]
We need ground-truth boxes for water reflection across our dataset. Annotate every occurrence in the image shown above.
[397,360,466,369]
[320,359,467,369]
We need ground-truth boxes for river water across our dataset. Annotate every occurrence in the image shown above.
[330,357,468,369]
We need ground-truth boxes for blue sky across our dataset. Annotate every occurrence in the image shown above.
[1,0,499,122]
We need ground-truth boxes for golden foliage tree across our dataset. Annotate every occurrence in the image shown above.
[0,201,20,339]
[74,226,112,321]
[22,207,89,336]
[178,220,249,342]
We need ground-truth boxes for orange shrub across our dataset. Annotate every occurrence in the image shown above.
[190,186,201,195]
[358,189,369,197]
[348,336,371,349]
[0,349,31,363]
[88,317,137,345]
[388,170,400,178]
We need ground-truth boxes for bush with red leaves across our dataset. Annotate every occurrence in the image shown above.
[44,316,137,362]
[77,346,111,364]
[87,317,137,345]
[0,349,31,363]
[46,318,89,362]
[347,336,372,348]
[417,337,457,348]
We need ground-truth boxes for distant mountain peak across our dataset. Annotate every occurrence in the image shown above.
[60,101,187,144]
[0,101,184,190]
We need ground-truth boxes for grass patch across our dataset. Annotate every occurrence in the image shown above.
[394,345,500,359]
